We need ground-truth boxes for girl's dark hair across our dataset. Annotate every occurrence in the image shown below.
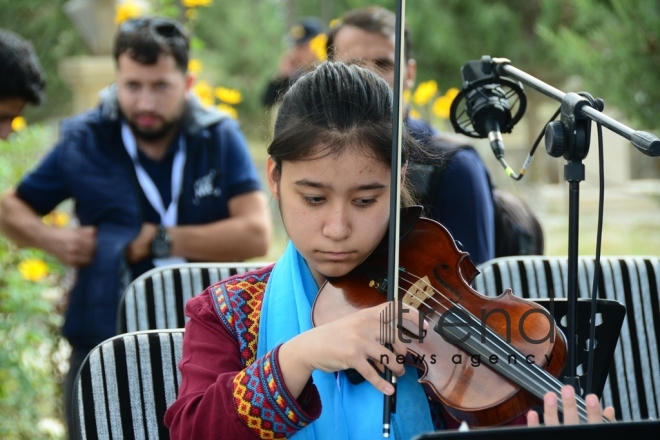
[267,61,419,206]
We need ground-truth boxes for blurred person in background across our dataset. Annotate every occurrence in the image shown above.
[0,16,271,438]
[0,28,46,140]
[326,5,496,265]
[262,17,324,108]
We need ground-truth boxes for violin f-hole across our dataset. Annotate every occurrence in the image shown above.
[432,264,461,302]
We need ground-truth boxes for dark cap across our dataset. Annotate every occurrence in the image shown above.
[288,17,323,45]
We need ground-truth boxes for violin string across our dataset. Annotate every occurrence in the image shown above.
[395,273,595,422]
[393,276,569,400]
[392,272,595,422]
[392,276,565,397]
[393,278,591,423]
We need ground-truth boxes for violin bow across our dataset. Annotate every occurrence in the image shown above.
[383,0,407,437]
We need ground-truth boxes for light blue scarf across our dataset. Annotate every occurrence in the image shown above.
[257,242,434,440]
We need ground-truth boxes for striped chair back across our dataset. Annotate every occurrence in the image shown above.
[472,256,660,421]
[117,262,272,333]
[72,330,184,440]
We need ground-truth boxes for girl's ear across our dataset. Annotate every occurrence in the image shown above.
[266,157,280,200]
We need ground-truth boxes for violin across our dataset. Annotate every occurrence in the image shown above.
[312,212,604,427]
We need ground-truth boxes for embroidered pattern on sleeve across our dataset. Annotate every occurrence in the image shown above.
[212,268,316,437]
[232,347,313,438]
[212,271,270,366]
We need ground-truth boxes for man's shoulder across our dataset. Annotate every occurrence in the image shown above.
[182,95,235,138]
[58,105,114,140]
[202,115,240,138]
[427,133,474,152]
[407,117,438,142]
[425,134,487,169]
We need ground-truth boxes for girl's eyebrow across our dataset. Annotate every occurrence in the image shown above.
[294,179,387,191]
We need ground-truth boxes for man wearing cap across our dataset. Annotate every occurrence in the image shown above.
[262,17,323,107]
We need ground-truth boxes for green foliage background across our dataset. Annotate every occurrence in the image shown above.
[0,0,657,134]
[0,126,66,439]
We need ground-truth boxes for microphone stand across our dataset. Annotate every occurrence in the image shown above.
[479,55,660,393]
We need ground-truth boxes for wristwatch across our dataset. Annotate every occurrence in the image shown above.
[151,225,172,258]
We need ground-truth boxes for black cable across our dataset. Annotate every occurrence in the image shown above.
[499,106,561,181]
[586,121,605,395]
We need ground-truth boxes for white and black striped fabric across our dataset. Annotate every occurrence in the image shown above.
[117,262,272,334]
[472,256,660,421]
[73,330,184,440]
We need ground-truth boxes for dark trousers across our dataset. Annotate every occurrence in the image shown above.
[64,345,93,440]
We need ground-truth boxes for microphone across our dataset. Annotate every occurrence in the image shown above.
[469,83,510,160]
[449,56,527,162]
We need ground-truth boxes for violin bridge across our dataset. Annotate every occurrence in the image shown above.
[402,276,433,309]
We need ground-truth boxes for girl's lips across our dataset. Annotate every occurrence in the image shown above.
[318,251,353,261]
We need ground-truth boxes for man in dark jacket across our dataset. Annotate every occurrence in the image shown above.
[326,6,495,265]
[0,17,271,436]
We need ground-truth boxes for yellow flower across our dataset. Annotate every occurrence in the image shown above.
[182,0,213,7]
[403,89,411,103]
[431,88,461,120]
[412,80,438,106]
[11,116,27,132]
[115,2,143,25]
[42,211,70,228]
[309,34,328,61]
[432,95,453,120]
[444,87,460,102]
[217,104,238,119]
[329,18,341,29]
[192,80,214,107]
[188,59,203,75]
[215,87,243,105]
[18,259,49,282]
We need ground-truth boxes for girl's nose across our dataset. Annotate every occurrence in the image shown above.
[322,206,351,240]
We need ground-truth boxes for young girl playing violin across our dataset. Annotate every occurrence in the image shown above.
[164,61,614,439]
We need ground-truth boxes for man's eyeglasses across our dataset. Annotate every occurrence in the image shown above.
[118,18,187,40]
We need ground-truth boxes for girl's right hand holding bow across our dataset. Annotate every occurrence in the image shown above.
[278,301,427,399]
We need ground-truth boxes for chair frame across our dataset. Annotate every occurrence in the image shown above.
[72,329,185,440]
[117,262,272,334]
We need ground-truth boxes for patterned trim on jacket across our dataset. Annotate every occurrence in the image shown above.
[211,265,315,438]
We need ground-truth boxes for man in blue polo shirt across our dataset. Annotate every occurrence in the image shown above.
[0,17,271,436]
[326,6,495,265]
